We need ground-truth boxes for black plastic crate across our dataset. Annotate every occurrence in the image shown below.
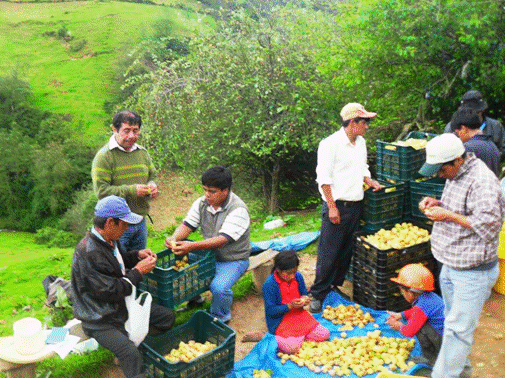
[353,221,432,273]
[360,181,405,233]
[353,279,411,312]
[139,249,215,309]
[409,177,446,221]
[140,311,235,378]
[352,257,437,293]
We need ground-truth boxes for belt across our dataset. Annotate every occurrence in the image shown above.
[335,200,363,208]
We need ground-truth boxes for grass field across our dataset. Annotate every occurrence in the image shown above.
[0,0,213,136]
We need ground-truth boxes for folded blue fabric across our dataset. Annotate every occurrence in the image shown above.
[46,327,69,344]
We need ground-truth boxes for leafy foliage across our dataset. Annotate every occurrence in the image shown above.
[124,4,339,211]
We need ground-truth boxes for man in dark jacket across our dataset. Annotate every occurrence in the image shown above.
[71,195,175,378]
[444,90,505,162]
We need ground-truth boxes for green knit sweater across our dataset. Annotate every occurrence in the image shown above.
[92,144,156,216]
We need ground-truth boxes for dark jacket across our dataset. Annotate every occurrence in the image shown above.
[71,231,143,329]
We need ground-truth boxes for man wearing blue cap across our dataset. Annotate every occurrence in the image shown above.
[71,195,175,378]
[418,134,504,378]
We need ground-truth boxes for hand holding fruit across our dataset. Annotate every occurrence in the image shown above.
[138,249,156,260]
[134,254,157,274]
[418,196,440,213]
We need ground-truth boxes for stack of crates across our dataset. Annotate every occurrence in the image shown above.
[360,180,405,233]
[140,311,235,378]
[352,222,437,311]
[139,248,216,309]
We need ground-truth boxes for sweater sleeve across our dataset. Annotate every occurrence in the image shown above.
[400,306,428,338]
[263,277,289,319]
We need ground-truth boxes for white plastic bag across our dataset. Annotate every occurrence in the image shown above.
[122,278,152,346]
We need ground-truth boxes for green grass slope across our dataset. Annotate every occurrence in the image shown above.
[0,0,212,135]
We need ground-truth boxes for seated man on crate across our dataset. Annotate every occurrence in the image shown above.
[71,195,175,378]
[165,165,251,324]
[386,264,444,367]
[418,133,504,378]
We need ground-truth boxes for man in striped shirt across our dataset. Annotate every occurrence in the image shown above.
[418,133,505,378]
[92,110,158,252]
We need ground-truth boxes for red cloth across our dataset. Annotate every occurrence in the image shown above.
[273,271,318,338]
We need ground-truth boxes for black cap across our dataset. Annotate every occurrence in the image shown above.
[460,90,488,112]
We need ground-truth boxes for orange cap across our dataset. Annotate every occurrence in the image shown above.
[390,264,435,291]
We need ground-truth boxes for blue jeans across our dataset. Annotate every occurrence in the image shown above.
[210,259,249,323]
[432,262,499,378]
[119,218,147,252]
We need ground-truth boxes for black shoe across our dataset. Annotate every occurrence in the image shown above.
[186,295,205,309]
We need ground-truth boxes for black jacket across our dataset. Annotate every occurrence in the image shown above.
[71,231,143,329]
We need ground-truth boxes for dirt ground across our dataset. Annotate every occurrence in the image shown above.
[102,173,505,377]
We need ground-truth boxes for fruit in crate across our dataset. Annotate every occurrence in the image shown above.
[322,303,375,329]
[390,138,428,150]
[171,255,189,271]
[277,330,416,376]
[164,340,217,363]
[362,222,430,250]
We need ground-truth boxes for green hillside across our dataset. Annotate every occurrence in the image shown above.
[0,0,212,135]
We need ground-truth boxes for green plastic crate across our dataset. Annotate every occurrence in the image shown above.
[139,249,216,309]
[360,181,405,233]
[409,178,446,221]
[376,132,438,182]
[140,311,235,378]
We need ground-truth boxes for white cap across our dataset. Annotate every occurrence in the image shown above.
[419,133,465,176]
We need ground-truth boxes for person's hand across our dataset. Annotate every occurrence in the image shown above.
[386,311,401,321]
[134,255,157,274]
[424,206,450,221]
[136,184,153,198]
[165,236,176,249]
[147,182,159,198]
[289,298,306,309]
[138,249,156,260]
[299,295,311,306]
[328,206,341,224]
[171,240,193,255]
[369,179,383,192]
[418,196,440,213]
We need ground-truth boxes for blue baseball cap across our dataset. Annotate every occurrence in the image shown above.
[94,196,143,224]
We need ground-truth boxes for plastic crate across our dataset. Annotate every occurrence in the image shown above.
[376,141,427,182]
[353,221,432,273]
[140,311,235,378]
[353,279,410,312]
[139,249,216,309]
[360,181,405,233]
[409,178,445,221]
[404,131,438,140]
[402,180,411,218]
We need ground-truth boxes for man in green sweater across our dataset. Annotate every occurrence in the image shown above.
[92,110,158,252]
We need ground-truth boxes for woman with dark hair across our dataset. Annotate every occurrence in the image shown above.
[262,251,329,354]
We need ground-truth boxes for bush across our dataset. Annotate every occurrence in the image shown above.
[60,185,97,236]
[34,227,80,248]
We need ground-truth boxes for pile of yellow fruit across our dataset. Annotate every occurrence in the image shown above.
[390,138,428,150]
[278,330,416,377]
[171,255,190,271]
[362,222,430,250]
[164,340,217,363]
[322,304,375,329]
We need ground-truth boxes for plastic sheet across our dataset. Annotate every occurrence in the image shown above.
[250,231,320,254]
[226,291,427,378]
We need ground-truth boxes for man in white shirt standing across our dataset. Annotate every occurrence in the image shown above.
[310,103,382,312]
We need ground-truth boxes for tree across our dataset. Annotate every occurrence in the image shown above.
[124,4,340,211]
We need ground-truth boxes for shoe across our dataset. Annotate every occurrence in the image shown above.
[410,355,431,366]
[241,331,265,342]
[186,295,205,309]
[309,298,322,313]
[333,286,351,301]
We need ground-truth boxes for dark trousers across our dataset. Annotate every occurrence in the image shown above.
[310,201,362,301]
[417,322,443,365]
[83,303,175,378]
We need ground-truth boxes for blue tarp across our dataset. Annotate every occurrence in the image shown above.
[251,231,321,254]
[226,291,428,378]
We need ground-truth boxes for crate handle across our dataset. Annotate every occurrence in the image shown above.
[384,187,397,193]
[385,145,397,151]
